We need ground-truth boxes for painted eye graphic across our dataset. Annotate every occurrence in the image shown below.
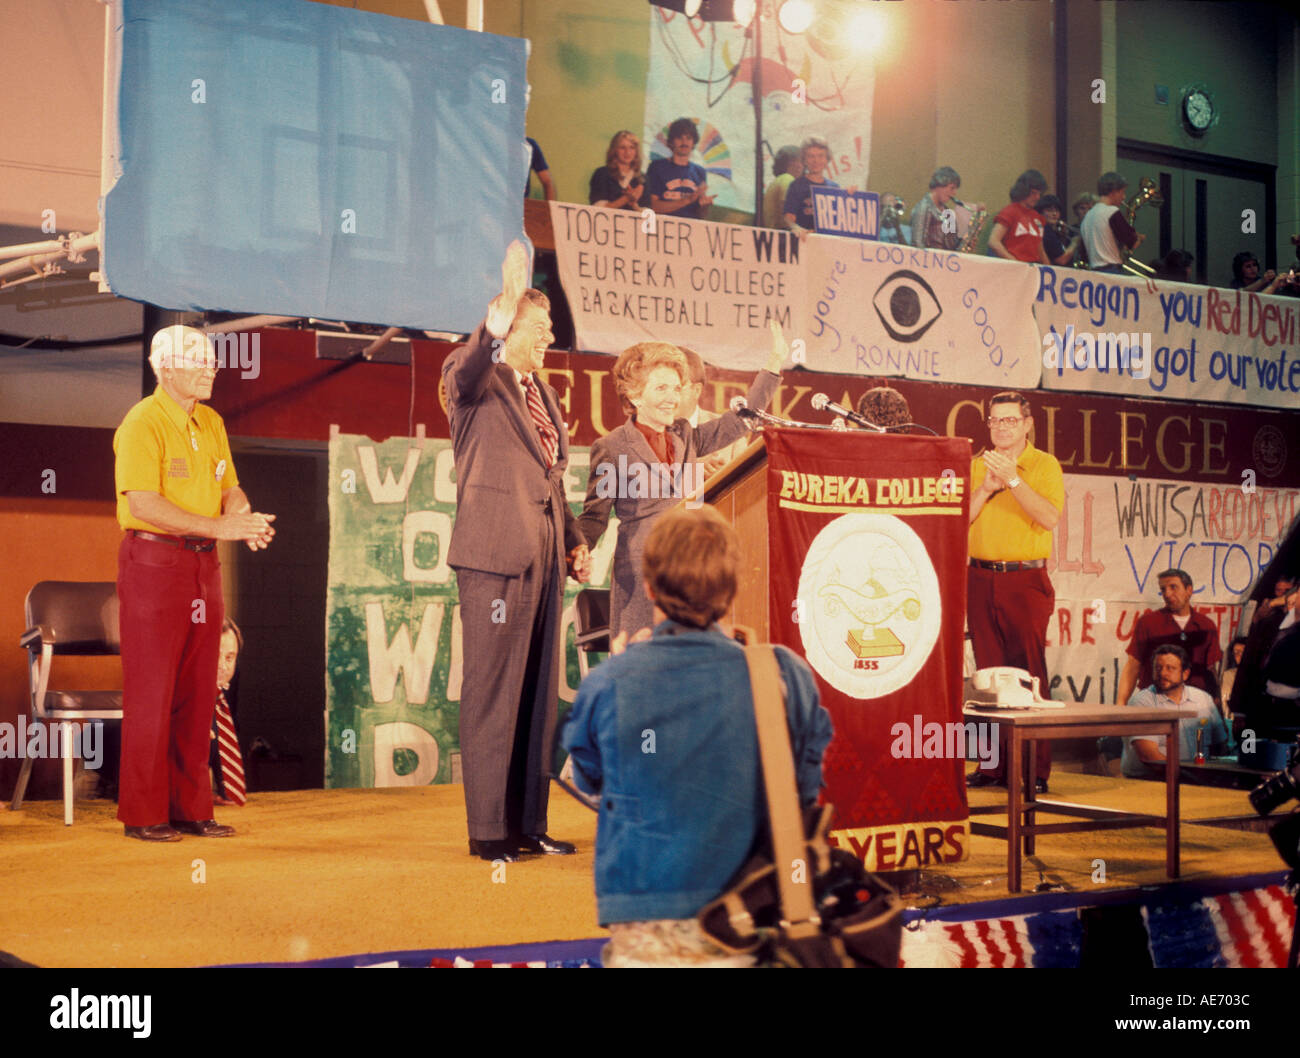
[872,269,943,342]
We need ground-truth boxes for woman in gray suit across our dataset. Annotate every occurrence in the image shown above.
[579,327,786,642]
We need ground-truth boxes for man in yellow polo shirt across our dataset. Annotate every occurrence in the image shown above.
[966,391,1064,792]
[114,325,275,842]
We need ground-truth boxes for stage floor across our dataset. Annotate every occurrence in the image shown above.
[0,773,1282,968]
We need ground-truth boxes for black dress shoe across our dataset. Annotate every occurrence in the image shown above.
[515,832,576,855]
[124,824,182,842]
[169,819,236,837]
[469,838,520,862]
[1035,778,1049,795]
[966,771,1004,788]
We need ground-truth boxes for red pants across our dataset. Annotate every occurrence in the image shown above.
[967,564,1054,780]
[116,534,224,827]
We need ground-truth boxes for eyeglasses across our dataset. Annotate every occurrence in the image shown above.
[986,416,1024,428]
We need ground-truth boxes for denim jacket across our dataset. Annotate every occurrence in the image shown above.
[561,621,833,925]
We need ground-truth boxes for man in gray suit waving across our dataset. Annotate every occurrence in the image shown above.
[444,241,592,862]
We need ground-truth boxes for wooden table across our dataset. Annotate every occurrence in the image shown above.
[964,701,1196,892]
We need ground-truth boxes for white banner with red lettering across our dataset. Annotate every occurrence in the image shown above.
[1042,471,1300,702]
[1034,268,1300,410]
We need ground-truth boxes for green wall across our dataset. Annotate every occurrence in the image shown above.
[1116,0,1279,162]
[520,2,649,211]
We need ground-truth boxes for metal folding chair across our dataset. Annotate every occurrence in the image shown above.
[13,582,123,825]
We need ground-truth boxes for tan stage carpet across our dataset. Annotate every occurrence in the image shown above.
[0,773,1282,968]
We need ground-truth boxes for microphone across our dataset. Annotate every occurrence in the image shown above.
[729,396,797,428]
[811,392,880,431]
[729,395,761,427]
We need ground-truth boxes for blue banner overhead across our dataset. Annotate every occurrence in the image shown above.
[102,0,527,332]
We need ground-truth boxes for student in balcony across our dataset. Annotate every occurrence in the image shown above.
[590,130,646,211]
[646,117,713,220]
[763,145,801,229]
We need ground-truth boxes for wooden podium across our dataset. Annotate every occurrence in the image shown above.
[698,427,974,871]
[701,435,772,642]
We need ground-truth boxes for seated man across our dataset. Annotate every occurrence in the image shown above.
[562,506,832,968]
[1122,644,1229,779]
[211,617,247,807]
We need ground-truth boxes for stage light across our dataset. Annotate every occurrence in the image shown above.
[846,6,887,51]
[732,0,756,26]
[777,0,815,34]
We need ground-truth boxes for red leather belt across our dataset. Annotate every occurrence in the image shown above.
[970,558,1046,572]
[130,530,216,552]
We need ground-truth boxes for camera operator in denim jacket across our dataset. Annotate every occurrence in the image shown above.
[562,506,832,967]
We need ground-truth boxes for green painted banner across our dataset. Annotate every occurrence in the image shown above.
[325,432,615,787]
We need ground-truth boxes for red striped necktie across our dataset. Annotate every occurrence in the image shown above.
[522,375,559,468]
[215,690,247,806]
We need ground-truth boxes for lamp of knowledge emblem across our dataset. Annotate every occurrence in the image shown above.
[795,513,942,699]
[1252,425,1286,479]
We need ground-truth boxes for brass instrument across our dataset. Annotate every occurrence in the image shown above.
[878,196,907,241]
[956,204,988,254]
[1123,176,1162,225]
[882,196,907,222]
[1121,177,1162,276]
[1050,219,1090,268]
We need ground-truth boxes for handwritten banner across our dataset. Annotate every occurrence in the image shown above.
[1035,267,1300,409]
[550,207,1042,388]
[550,202,805,367]
[1038,470,1299,704]
[802,235,1043,387]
